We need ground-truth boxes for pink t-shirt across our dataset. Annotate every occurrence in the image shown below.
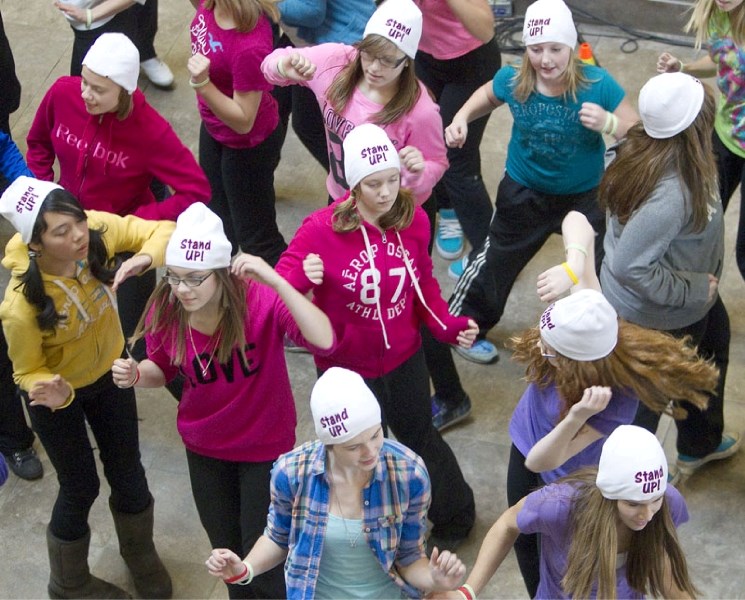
[190,6,278,149]
[414,0,484,60]
[145,281,331,462]
[262,43,448,204]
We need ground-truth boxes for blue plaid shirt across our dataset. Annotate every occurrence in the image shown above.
[264,439,431,599]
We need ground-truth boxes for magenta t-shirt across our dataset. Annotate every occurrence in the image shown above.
[145,281,331,462]
[517,483,688,599]
[190,5,278,148]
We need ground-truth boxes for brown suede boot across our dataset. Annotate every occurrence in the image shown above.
[46,526,131,599]
[110,495,172,599]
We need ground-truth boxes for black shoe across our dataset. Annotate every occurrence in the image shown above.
[4,447,43,480]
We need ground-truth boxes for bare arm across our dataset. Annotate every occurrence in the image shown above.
[206,536,288,582]
[232,253,334,350]
[112,358,167,389]
[188,53,261,135]
[445,82,503,148]
[445,0,495,43]
[464,500,524,596]
[397,549,466,593]
[55,0,136,23]
[578,96,638,142]
[660,554,695,599]
[524,387,610,473]
[537,210,600,303]
[658,51,717,79]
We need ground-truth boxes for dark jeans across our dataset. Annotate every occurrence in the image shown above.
[633,296,730,458]
[506,444,543,599]
[415,37,501,253]
[69,8,137,76]
[362,348,476,539]
[132,0,158,62]
[449,174,605,334]
[199,122,287,265]
[712,131,745,279]
[0,324,34,455]
[186,451,286,599]
[25,371,150,541]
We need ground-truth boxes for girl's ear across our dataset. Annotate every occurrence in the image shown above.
[28,242,42,253]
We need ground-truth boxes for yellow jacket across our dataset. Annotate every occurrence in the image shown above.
[0,210,174,397]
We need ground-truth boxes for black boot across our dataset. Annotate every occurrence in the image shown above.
[110,495,172,599]
[46,526,131,599]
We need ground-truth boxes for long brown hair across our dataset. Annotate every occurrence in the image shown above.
[686,0,745,48]
[599,83,717,233]
[562,469,697,598]
[332,187,415,233]
[130,269,248,366]
[204,0,279,31]
[325,35,421,126]
[509,320,716,421]
[512,53,592,103]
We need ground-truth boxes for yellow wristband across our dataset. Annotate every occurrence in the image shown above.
[85,8,92,29]
[561,262,579,285]
[189,77,210,89]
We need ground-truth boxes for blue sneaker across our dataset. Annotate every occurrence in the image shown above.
[431,394,471,431]
[435,209,464,260]
[676,432,742,476]
[454,339,499,364]
[448,256,468,281]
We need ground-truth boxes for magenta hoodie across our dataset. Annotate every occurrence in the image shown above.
[276,197,469,378]
[26,76,210,221]
[262,43,448,205]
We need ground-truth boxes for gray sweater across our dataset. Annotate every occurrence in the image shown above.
[600,172,724,330]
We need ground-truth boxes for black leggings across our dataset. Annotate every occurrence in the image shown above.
[506,444,543,599]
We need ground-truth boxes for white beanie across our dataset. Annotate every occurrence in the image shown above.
[343,124,401,191]
[638,72,705,139]
[82,33,140,94]
[363,0,423,59]
[311,367,382,446]
[0,176,63,243]
[165,203,232,270]
[539,289,618,361]
[596,425,668,501]
[522,0,577,50]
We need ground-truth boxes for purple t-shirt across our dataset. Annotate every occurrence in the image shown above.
[190,4,278,148]
[517,483,689,599]
[509,383,639,483]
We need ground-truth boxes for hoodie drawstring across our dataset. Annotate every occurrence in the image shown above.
[360,224,391,350]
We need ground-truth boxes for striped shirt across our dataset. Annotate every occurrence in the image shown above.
[265,439,431,599]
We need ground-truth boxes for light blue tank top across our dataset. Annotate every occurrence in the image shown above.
[315,514,404,599]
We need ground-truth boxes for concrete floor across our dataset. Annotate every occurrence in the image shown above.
[1,1,744,598]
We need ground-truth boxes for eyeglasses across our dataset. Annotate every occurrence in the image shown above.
[163,272,214,287]
[360,49,407,70]
[539,340,557,359]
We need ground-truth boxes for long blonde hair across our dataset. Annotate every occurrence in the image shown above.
[512,53,592,103]
[599,83,717,233]
[509,321,716,421]
[204,0,279,31]
[332,187,415,233]
[325,35,421,126]
[130,269,248,367]
[562,469,697,598]
[686,0,745,48]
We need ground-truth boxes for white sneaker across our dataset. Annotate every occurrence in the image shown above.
[140,57,174,88]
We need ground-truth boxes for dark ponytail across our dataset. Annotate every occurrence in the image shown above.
[15,188,120,331]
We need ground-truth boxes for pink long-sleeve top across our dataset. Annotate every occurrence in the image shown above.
[262,43,448,205]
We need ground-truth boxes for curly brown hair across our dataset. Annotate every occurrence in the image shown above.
[509,320,717,421]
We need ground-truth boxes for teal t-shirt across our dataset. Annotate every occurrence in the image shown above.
[493,64,625,195]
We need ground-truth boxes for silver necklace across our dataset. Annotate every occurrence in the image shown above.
[187,324,221,377]
[328,469,363,548]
